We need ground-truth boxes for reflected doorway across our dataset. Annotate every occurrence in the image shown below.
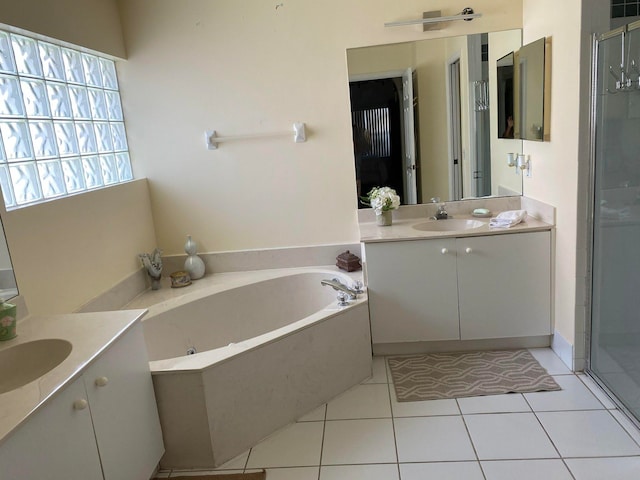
[350,70,419,207]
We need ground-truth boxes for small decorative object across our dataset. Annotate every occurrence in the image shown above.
[184,235,206,280]
[0,299,17,341]
[139,248,163,290]
[170,271,192,288]
[361,186,400,226]
[336,250,362,272]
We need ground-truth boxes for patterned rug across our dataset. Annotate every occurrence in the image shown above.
[388,350,561,402]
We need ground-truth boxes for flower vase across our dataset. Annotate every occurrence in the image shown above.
[184,235,206,280]
[376,210,393,226]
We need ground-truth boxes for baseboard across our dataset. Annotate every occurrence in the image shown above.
[551,329,574,371]
[372,336,551,356]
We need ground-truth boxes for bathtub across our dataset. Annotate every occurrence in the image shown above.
[126,267,372,469]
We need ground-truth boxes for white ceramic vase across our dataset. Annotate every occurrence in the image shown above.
[184,235,205,279]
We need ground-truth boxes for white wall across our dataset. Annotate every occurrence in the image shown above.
[521,0,609,369]
[116,0,523,254]
[0,0,126,58]
[522,0,581,358]
[2,180,157,314]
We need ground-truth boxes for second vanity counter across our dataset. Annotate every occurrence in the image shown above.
[0,309,147,445]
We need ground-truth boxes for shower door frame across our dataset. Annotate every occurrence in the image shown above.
[585,21,640,429]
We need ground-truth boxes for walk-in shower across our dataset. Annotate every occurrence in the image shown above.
[588,20,640,425]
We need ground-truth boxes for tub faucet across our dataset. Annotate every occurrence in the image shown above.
[321,278,358,300]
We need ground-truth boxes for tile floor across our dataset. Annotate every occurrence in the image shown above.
[155,348,640,479]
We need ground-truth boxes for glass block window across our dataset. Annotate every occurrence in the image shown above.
[0,29,133,209]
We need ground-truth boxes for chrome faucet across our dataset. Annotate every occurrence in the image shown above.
[321,278,358,300]
[436,203,449,220]
[428,197,448,220]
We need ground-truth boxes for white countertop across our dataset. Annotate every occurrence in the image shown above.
[359,214,553,243]
[0,309,147,446]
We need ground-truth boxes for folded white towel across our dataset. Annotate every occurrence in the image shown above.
[489,209,527,228]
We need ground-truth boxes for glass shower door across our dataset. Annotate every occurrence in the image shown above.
[589,22,640,422]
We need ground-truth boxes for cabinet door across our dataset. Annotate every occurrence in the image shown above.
[84,323,164,480]
[0,377,102,480]
[365,238,459,343]
[457,231,551,340]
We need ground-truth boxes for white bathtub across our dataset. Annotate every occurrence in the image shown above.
[126,267,372,469]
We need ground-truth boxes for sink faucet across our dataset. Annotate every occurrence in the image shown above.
[428,197,448,220]
[321,278,358,299]
[436,203,449,220]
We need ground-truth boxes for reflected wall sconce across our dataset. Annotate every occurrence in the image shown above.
[384,7,481,31]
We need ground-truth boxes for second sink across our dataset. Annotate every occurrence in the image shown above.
[412,219,485,232]
[0,339,72,394]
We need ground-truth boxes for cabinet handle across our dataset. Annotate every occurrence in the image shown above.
[95,376,109,387]
[441,248,448,254]
[73,399,88,410]
[465,247,473,254]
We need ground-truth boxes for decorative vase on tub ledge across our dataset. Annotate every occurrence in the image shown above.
[184,235,206,280]
[138,248,163,290]
[362,186,400,227]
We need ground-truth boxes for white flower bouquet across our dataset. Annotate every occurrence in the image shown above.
[362,186,401,215]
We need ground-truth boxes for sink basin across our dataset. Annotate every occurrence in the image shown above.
[0,339,72,394]
[412,219,485,232]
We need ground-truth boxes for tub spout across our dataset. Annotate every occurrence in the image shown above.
[321,278,358,300]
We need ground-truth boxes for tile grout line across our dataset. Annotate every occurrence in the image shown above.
[522,392,577,480]
[458,398,488,480]
[317,404,327,480]
[384,356,402,480]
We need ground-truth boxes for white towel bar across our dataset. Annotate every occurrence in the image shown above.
[205,122,306,150]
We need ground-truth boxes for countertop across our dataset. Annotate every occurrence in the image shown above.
[359,214,553,243]
[0,309,147,446]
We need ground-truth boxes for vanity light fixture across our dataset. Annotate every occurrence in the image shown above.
[384,7,482,30]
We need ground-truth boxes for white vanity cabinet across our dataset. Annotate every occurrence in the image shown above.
[0,375,103,479]
[365,237,460,343]
[83,322,165,480]
[456,231,551,339]
[365,231,551,345]
[0,322,164,480]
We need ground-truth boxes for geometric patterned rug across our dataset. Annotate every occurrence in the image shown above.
[388,349,561,402]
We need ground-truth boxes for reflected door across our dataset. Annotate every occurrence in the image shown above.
[448,59,463,200]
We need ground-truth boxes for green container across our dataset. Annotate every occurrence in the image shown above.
[0,301,17,341]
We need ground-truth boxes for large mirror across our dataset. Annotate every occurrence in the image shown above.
[0,215,17,301]
[348,29,523,206]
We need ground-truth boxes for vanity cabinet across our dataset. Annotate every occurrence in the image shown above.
[0,323,164,480]
[365,231,551,345]
[0,375,103,479]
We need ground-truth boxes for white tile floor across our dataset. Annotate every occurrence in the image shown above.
[155,349,640,479]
